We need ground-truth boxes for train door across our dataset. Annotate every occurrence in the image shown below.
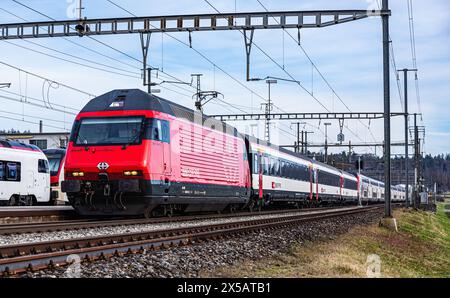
[149,119,165,176]
[37,159,50,202]
[258,152,263,200]
[340,175,344,201]
[309,166,313,201]
[161,120,172,193]
[315,169,319,202]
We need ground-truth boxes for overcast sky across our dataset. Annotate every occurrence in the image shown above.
[0,0,449,156]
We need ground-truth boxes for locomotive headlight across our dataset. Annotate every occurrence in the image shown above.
[123,170,141,176]
[72,172,85,177]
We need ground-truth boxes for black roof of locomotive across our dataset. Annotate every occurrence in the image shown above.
[81,89,175,115]
[80,89,242,137]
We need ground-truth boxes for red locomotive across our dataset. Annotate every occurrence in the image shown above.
[62,89,251,217]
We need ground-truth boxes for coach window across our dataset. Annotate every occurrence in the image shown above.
[273,158,280,177]
[253,154,259,174]
[6,162,18,181]
[0,162,3,181]
[38,159,49,174]
[263,156,270,175]
[280,160,286,178]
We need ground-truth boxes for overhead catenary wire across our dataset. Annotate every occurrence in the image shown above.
[105,0,268,104]
[0,6,139,71]
[0,108,73,125]
[0,114,69,131]
[10,0,196,96]
[104,0,300,142]
[255,0,379,145]
[203,0,373,149]
[0,91,78,116]
[406,0,423,123]
[0,60,95,97]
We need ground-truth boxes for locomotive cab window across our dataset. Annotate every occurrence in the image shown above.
[74,117,144,146]
[146,119,170,143]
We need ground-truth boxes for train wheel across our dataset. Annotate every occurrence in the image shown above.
[247,200,256,213]
[18,196,33,206]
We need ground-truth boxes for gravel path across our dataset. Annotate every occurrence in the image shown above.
[22,209,384,278]
[0,207,357,246]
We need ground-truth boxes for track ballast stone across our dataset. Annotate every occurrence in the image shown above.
[22,209,384,278]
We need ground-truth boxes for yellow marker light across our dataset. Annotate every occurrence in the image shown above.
[124,171,131,176]
[78,172,85,177]
[73,172,79,177]
[131,171,138,176]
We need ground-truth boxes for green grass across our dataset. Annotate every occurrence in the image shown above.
[207,203,450,278]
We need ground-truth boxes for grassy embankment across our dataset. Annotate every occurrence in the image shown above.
[212,202,450,277]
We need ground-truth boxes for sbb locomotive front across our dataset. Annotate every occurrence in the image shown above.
[62,89,251,217]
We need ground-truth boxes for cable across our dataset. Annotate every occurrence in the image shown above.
[0,60,95,97]
[106,0,268,105]
[3,41,141,79]
[203,0,373,150]
[256,0,379,145]
[0,91,78,116]
[0,109,73,125]
[0,6,139,71]
[1,8,196,100]
[0,88,79,113]
[0,114,69,131]
[11,0,195,96]
[407,0,423,123]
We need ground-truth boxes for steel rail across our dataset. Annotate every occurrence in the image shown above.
[0,205,383,276]
[0,206,344,235]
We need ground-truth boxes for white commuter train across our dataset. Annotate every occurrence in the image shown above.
[245,137,406,208]
[0,140,51,206]
[246,137,359,207]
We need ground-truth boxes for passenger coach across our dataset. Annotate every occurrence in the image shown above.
[0,140,51,206]
[245,137,359,209]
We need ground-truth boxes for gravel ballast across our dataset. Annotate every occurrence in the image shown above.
[22,209,384,278]
[0,207,357,246]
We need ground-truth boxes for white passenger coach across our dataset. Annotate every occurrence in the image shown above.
[0,140,51,206]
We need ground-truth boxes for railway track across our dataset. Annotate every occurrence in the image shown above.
[0,206,75,224]
[0,206,343,235]
[0,205,384,276]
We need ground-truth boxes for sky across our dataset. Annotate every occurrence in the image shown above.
[0,0,449,156]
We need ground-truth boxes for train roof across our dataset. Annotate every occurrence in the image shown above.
[80,89,242,138]
[0,139,41,152]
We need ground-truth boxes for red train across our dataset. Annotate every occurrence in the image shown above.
[62,89,403,217]
[62,89,250,217]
